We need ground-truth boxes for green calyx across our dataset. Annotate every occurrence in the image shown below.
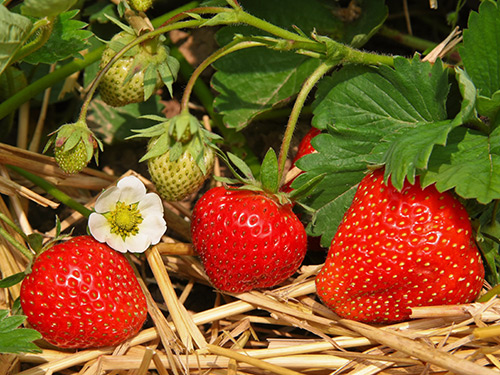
[44,119,103,174]
[129,112,221,174]
[216,147,325,206]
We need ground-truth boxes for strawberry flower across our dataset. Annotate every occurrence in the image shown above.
[89,176,166,253]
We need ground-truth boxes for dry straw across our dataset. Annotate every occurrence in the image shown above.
[2,145,500,375]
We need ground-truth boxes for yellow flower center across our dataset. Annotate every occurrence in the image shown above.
[107,201,143,239]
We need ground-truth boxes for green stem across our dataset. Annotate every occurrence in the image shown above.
[277,60,337,184]
[0,212,29,242]
[0,226,33,261]
[169,47,219,124]
[225,0,242,10]
[235,10,313,44]
[344,46,394,67]
[0,46,104,121]
[180,39,266,111]
[7,166,93,218]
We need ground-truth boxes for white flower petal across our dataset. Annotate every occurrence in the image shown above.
[138,215,167,245]
[106,233,128,253]
[117,176,146,204]
[124,234,151,253]
[94,187,120,213]
[138,193,164,216]
[88,213,112,242]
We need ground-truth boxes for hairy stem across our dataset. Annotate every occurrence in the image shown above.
[277,60,338,184]
[180,39,266,112]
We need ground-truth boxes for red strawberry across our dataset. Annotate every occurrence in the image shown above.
[282,127,321,193]
[20,235,147,349]
[191,186,307,293]
[316,169,484,323]
[293,127,321,165]
[282,127,325,252]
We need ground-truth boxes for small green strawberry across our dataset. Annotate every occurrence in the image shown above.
[129,112,220,201]
[45,120,102,174]
[129,0,153,12]
[98,28,179,107]
[147,140,215,201]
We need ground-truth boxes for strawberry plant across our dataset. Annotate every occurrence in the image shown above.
[2,0,500,371]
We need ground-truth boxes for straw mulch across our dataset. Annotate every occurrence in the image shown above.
[1,143,500,375]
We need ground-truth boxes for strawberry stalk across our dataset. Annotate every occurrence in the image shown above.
[277,60,338,186]
[7,166,92,218]
[180,39,266,113]
[0,225,33,261]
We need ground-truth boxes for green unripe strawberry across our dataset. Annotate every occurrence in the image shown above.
[129,112,220,202]
[45,120,102,175]
[55,139,91,174]
[147,139,215,201]
[98,31,179,107]
[129,0,153,12]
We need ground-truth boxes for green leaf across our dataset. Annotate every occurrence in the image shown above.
[476,91,500,120]
[313,56,448,130]
[292,132,370,246]
[143,64,159,102]
[460,0,500,98]
[83,2,117,24]
[227,152,255,181]
[27,233,43,253]
[21,0,77,18]
[260,148,279,193]
[379,120,455,189]
[421,126,500,204]
[0,5,33,75]
[0,311,41,354]
[0,272,26,288]
[454,67,478,124]
[212,48,320,130]
[23,10,92,64]
[307,179,359,248]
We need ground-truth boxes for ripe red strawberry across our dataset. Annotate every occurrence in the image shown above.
[191,186,307,293]
[293,127,321,165]
[20,236,147,349]
[282,127,321,193]
[316,169,484,323]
